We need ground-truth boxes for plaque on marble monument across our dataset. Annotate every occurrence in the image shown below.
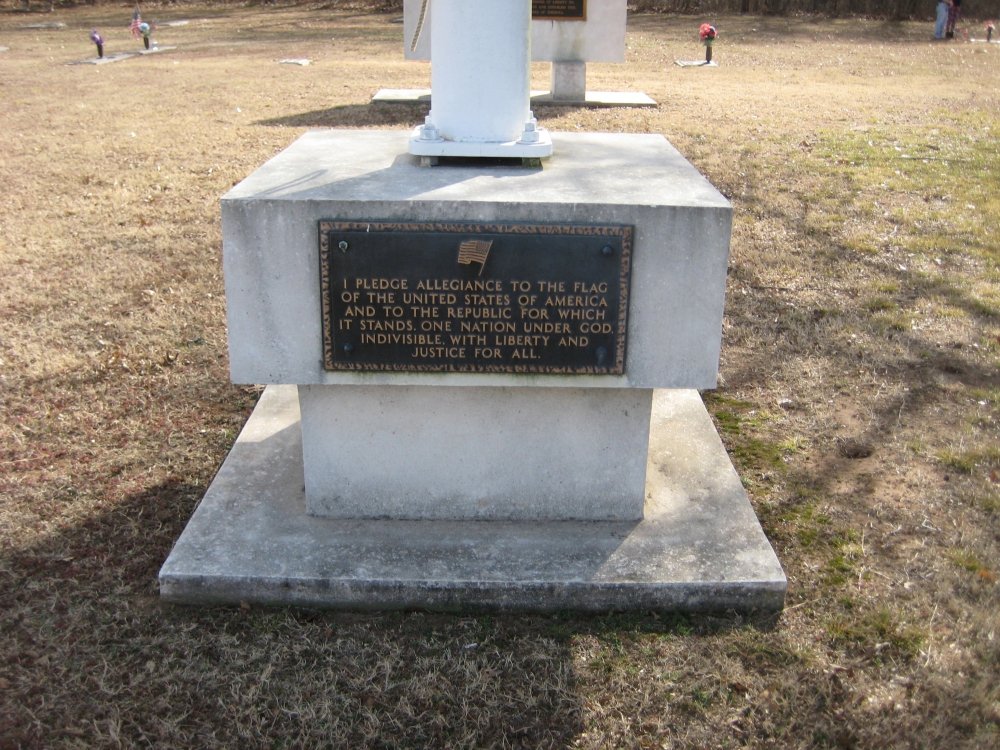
[161,0,784,614]
[320,221,631,374]
[532,0,587,20]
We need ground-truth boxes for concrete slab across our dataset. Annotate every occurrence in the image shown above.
[372,88,657,107]
[67,53,134,66]
[531,90,658,107]
[159,385,786,613]
[675,60,718,68]
[137,46,177,55]
[372,88,432,103]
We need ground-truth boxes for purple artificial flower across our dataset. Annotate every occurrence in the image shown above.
[90,29,104,45]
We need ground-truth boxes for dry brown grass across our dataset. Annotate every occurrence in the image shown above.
[2,4,1000,748]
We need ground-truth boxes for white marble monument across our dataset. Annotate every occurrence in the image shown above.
[373,0,655,107]
[159,0,785,613]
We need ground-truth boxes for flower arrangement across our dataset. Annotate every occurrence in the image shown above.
[90,29,104,58]
[699,23,717,63]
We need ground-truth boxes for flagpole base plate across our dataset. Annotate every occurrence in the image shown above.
[408,126,553,158]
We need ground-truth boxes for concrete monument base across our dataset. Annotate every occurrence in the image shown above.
[300,384,652,521]
[159,385,786,613]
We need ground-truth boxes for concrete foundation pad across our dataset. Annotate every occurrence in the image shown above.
[372,88,432,103]
[159,385,786,612]
[530,91,658,107]
[67,53,134,66]
[371,88,657,108]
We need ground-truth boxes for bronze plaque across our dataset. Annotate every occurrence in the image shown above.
[319,221,632,375]
[532,0,587,20]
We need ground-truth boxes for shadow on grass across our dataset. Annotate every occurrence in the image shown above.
[255,102,427,129]
[0,466,784,747]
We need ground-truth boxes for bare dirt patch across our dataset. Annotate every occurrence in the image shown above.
[1,5,999,748]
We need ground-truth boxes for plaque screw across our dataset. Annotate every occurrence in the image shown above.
[596,347,607,365]
[343,343,354,355]
[338,240,349,252]
[602,246,613,257]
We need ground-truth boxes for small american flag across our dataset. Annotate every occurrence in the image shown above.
[130,6,142,39]
[457,240,492,275]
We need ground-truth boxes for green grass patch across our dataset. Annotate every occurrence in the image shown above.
[947,548,984,572]
[713,409,743,436]
[962,487,1000,514]
[864,296,896,312]
[826,609,924,656]
[731,438,785,470]
[938,448,1000,474]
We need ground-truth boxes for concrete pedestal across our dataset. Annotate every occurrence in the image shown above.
[157,129,786,613]
[221,130,731,390]
[300,385,652,520]
[159,386,787,612]
[551,62,587,102]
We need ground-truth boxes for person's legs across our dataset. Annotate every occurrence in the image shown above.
[935,1,949,38]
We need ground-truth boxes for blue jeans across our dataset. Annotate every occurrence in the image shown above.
[935,1,949,38]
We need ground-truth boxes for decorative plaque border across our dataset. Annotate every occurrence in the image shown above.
[319,220,632,375]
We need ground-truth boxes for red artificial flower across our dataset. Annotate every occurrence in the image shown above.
[987,22,996,30]
[700,23,717,40]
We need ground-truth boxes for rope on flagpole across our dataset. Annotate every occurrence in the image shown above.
[409,0,430,53]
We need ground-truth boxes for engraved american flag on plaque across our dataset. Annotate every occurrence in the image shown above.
[456,239,492,275]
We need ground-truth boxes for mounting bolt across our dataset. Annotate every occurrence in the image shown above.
[338,240,349,252]
[602,246,614,257]
[596,347,607,365]
[343,343,354,355]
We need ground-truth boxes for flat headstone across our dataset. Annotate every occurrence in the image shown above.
[372,88,657,107]
[279,58,311,66]
[0,47,8,52]
[137,46,177,55]
[159,385,787,613]
[372,88,432,103]
[19,22,66,29]
[67,53,134,66]
[676,60,718,67]
[160,20,190,27]
[531,90,658,107]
